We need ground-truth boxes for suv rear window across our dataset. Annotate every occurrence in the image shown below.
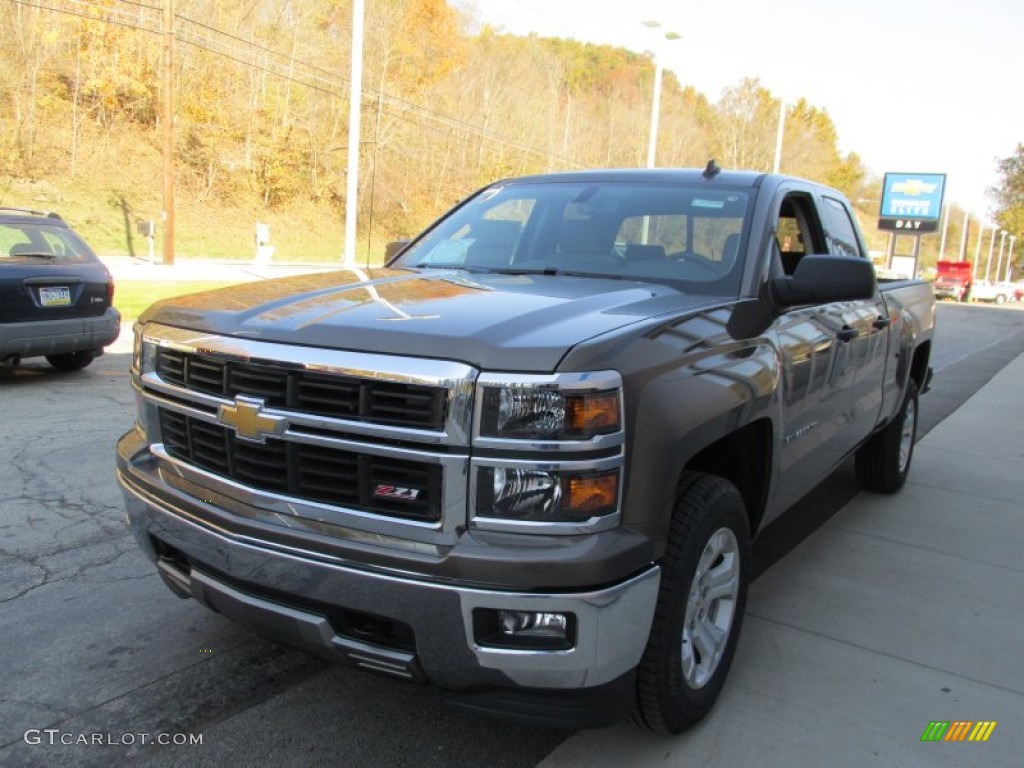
[0,221,97,265]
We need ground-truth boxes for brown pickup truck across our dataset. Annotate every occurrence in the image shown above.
[117,168,934,733]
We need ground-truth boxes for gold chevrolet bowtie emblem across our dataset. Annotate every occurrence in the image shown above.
[217,396,287,443]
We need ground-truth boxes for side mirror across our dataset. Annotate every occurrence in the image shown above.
[384,239,411,262]
[772,254,876,307]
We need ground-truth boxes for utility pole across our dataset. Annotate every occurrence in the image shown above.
[162,0,175,265]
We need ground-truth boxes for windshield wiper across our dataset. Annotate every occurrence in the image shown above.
[410,263,487,272]
[10,251,56,259]
[409,264,623,280]
[491,267,623,280]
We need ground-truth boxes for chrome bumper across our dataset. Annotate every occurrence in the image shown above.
[117,432,660,693]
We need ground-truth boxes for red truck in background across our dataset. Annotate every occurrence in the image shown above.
[933,260,972,302]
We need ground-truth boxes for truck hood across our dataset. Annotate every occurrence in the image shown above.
[141,268,723,371]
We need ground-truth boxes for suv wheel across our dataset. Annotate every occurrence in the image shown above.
[46,350,96,371]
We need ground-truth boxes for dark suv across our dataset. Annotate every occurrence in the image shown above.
[0,208,120,370]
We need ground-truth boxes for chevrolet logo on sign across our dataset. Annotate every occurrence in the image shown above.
[217,396,288,443]
[891,179,938,196]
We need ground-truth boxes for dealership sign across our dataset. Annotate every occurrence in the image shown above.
[877,172,946,232]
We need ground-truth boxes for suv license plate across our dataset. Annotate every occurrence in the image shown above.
[39,286,72,307]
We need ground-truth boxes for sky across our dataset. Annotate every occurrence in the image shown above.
[456,0,1023,220]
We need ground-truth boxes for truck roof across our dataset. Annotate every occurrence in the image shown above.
[493,167,803,190]
[486,168,858,203]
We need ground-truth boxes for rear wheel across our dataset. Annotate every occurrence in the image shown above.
[46,350,95,371]
[635,472,750,734]
[855,380,918,493]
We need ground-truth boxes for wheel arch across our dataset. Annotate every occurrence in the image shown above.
[909,339,931,392]
[682,418,773,537]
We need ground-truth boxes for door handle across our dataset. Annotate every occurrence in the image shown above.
[837,326,859,342]
[872,315,891,330]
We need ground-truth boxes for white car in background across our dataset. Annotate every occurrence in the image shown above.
[970,279,1014,304]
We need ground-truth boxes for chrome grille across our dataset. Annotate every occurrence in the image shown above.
[156,347,447,429]
[158,409,442,522]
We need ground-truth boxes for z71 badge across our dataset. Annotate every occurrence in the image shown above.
[373,485,421,501]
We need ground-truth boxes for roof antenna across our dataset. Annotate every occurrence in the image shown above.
[703,159,721,179]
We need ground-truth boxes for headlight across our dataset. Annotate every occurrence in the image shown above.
[133,324,158,375]
[132,323,144,371]
[477,466,619,524]
[471,371,625,533]
[475,372,623,442]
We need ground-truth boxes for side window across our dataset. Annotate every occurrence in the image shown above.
[822,196,863,258]
[775,193,826,275]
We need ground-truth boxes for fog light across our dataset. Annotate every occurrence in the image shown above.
[473,608,576,650]
[500,611,569,639]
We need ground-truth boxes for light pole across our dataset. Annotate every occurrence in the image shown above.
[772,99,786,174]
[938,202,951,260]
[957,210,970,261]
[995,230,1007,282]
[342,0,365,266]
[972,223,986,279]
[984,228,997,280]
[641,21,681,168]
[1006,236,1017,283]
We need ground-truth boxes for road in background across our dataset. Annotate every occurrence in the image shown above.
[0,302,1021,767]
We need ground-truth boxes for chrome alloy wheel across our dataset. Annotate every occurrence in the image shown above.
[899,395,917,474]
[681,527,740,689]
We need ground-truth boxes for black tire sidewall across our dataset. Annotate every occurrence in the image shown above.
[46,351,95,371]
[856,379,919,493]
[638,474,751,734]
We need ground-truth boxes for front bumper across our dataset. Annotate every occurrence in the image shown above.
[0,307,120,359]
[117,428,659,722]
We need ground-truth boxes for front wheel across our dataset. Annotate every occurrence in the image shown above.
[635,473,750,734]
[855,380,919,493]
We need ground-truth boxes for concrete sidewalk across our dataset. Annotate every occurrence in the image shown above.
[541,354,1024,766]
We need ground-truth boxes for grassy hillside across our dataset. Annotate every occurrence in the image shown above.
[1,124,395,264]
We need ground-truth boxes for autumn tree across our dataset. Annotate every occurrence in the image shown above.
[990,144,1024,239]
[713,78,778,171]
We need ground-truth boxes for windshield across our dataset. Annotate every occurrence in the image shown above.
[0,221,97,264]
[392,180,752,295]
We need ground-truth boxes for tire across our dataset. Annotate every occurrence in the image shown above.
[46,350,95,371]
[855,379,918,493]
[635,472,751,735]
[995,294,1006,305]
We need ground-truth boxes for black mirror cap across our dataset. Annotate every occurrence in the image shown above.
[384,239,411,262]
[772,254,877,307]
